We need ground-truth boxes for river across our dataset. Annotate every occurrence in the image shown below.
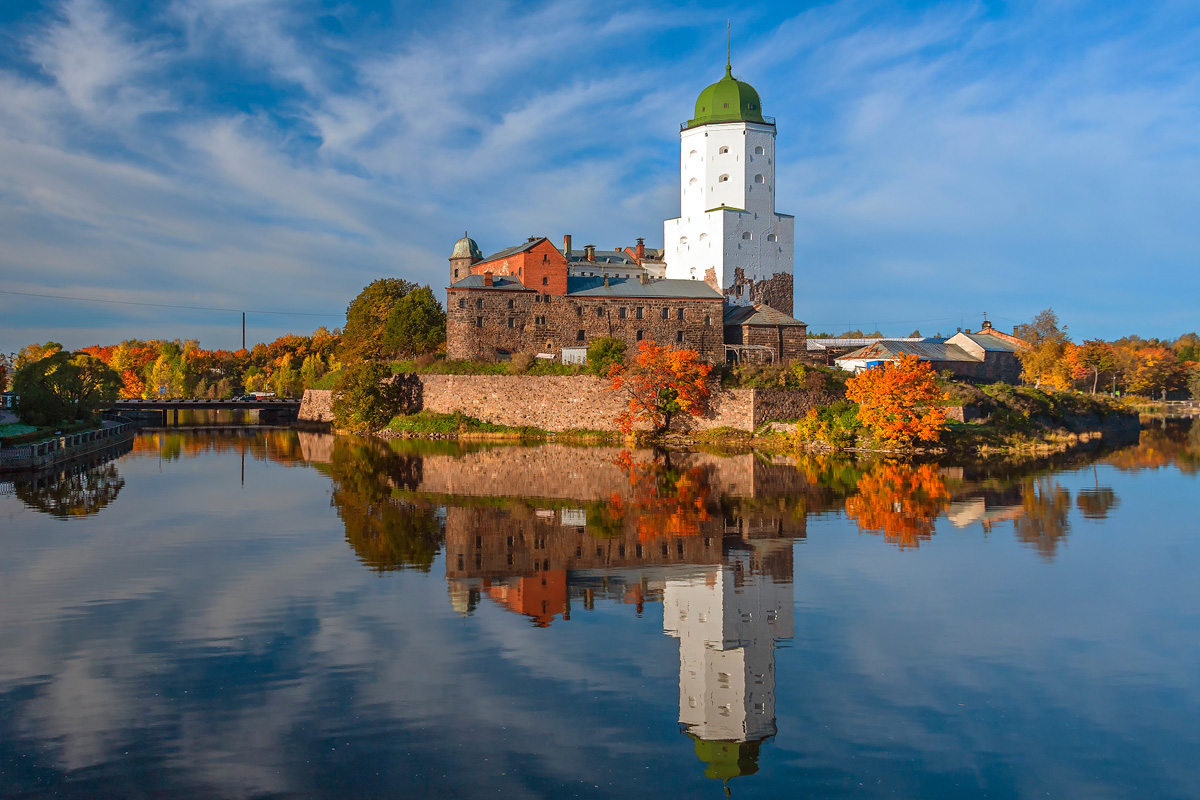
[1,422,1198,798]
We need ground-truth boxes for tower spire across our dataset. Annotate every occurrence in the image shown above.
[726,21,731,75]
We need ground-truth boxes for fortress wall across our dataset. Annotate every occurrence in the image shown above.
[299,376,826,432]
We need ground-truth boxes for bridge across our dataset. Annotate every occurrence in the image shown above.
[109,398,301,424]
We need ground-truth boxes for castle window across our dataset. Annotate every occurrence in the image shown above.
[597,307,604,317]
[676,330,683,343]
[636,307,643,320]
[742,232,753,240]
[542,276,548,286]
[619,307,627,319]
[454,269,459,279]
[705,315,711,326]
[636,330,644,341]
[576,306,583,316]
[508,299,514,309]
[534,294,541,303]
[718,146,729,154]
[679,236,688,246]
[543,294,550,303]
[718,174,729,183]
[677,308,684,321]
[754,145,765,155]
[476,317,483,327]
[476,298,483,308]
[661,307,669,320]
[766,234,778,242]
[576,330,585,341]
[458,298,465,309]
[507,318,514,328]
[754,174,764,184]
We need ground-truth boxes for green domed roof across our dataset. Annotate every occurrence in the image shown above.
[687,64,767,129]
[449,231,483,261]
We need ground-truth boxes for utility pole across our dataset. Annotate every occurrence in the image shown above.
[242,312,246,351]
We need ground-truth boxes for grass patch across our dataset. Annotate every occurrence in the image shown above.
[0,420,103,446]
[0,423,38,443]
[310,370,343,390]
[385,411,547,437]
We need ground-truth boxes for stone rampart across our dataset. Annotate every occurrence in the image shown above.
[299,375,825,432]
[298,389,334,423]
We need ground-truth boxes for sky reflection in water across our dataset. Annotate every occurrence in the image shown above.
[1,422,1198,798]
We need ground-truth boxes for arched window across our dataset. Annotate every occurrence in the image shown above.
[718,146,729,155]
[754,174,764,184]
[698,233,708,242]
[689,149,698,160]
[754,146,765,155]
[679,236,688,246]
[542,276,548,286]
[688,177,697,188]
[766,234,778,242]
[741,232,753,240]
[718,174,729,183]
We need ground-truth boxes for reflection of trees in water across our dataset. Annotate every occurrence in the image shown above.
[842,462,949,548]
[608,450,713,541]
[15,463,125,518]
[1014,477,1071,559]
[1104,419,1200,474]
[326,438,443,572]
[130,430,306,465]
[1077,465,1119,520]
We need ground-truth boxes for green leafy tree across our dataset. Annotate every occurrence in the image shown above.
[382,285,446,357]
[13,352,121,426]
[145,354,184,399]
[331,361,401,433]
[341,278,418,362]
[0,352,9,392]
[587,337,626,377]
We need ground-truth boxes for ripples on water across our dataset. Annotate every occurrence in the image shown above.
[1,420,1198,798]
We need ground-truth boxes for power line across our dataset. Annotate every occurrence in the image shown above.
[0,289,342,318]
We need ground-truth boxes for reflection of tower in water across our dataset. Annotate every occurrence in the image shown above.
[662,540,794,783]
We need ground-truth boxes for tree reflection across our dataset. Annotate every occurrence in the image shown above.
[1014,477,1071,559]
[608,450,713,540]
[1104,419,1200,474]
[1076,466,1119,520]
[843,462,949,548]
[325,437,443,572]
[14,462,125,518]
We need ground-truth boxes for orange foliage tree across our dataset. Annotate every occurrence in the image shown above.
[843,461,949,548]
[844,352,948,447]
[607,340,712,435]
[607,450,712,541]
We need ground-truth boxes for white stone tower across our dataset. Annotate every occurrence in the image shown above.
[663,61,795,316]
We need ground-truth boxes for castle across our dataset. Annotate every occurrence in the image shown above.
[445,59,805,365]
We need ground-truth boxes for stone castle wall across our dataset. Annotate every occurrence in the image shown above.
[299,377,830,432]
[446,287,725,363]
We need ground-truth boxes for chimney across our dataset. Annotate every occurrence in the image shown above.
[639,271,648,285]
[982,319,993,330]
[636,237,645,261]
[965,328,971,334]
[603,275,610,287]
[585,244,596,262]
[1014,326,1019,336]
[527,236,537,243]
[563,234,572,256]
[483,271,493,287]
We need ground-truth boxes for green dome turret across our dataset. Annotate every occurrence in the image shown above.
[687,63,767,129]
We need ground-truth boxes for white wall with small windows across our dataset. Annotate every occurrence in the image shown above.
[664,116,792,307]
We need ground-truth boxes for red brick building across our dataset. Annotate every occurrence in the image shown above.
[446,233,808,364]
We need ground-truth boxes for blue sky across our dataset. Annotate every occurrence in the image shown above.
[1,0,1198,354]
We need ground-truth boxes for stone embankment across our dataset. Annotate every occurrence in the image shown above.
[298,375,836,433]
[0,418,136,473]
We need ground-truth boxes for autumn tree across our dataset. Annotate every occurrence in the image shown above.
[1189,366,1200,400]
[1075,339,1117,394]
[340,278,419,362]
[1015,308,1071,389]
[607,340,712,435]
[587,337,626,377]
[844,352,947,447]
[382,285,446,357]
[12,352,121,426]
[14,342,63,370]
[1126,347,1185,396]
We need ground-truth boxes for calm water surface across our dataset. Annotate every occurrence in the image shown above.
[1,423,1198,799]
